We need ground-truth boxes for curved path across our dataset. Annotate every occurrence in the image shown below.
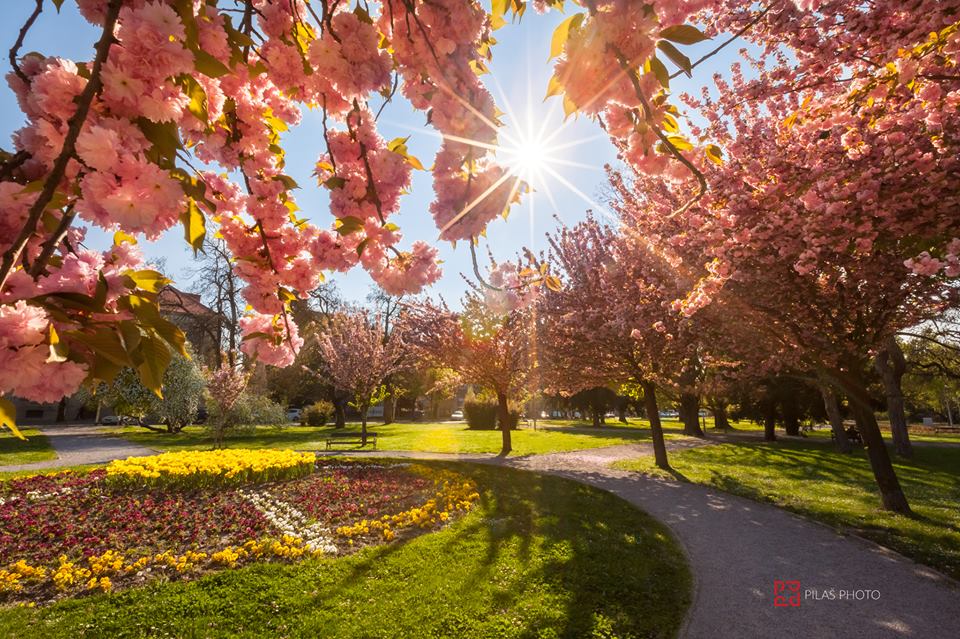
[3,432,959,637]
[336,443,960,639]
[0,424,155,472]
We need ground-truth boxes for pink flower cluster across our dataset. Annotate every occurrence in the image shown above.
[239,312,303,368]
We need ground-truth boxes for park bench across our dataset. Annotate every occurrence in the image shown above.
[324,431,378,450]
[933,425,960,435]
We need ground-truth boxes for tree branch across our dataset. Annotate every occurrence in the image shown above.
[9,0,43,86]
[0,0,123,291]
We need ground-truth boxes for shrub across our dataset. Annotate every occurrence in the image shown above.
[463,399,497,429]
[207,392,285,438]
[463,399,521,430]
[303,400,334,426]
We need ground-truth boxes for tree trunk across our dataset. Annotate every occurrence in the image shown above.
[642,381,670,470]
[383,394,396,424]
[712,402,731,430]
[496,391,512,457]
[820,385,851,453]
[680,392,704,437]
[782,393,801,436]
[833,368,911,514]
[762,395,777,442]
[334,397,346,429]
[874,336,913,458]
[361,408,368,445]
[56,398,67,423]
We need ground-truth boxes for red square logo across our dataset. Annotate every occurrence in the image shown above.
[774,580,801,607]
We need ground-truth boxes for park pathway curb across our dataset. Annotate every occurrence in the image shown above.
[0,424,155,472]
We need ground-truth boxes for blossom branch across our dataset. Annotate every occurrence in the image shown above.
[9,0,43,86]
[0,0,122,292]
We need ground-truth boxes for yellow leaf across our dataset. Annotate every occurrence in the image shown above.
[113,231,137,246]
[662,113,679,133]
[544,74,564,100]
[563,93,578,118]
[0,399,26,441]
[125,269,171,293]
[180,198,206,254]
[705,144,723,166]
[549,13,584,60]
[544,275,563,292]
[666,135,694,151]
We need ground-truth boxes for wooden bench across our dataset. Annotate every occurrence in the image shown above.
[933,426,960,435]
[324,432,378,450]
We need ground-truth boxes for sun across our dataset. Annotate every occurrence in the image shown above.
[505,136,549,180]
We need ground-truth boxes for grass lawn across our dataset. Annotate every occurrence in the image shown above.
[0,463,691,639]
[613,439,960,580]
[0,429,57,466]
[113,419,696,456]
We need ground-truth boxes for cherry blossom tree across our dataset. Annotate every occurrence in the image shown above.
[403,292,536,456]
[0,0,713,434]
[316,310,408,443]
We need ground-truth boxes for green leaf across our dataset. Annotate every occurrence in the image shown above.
[0,399,26,441]
[136,119,181,165]
[125,269,171,294]
[657,41,692,77]
[242,331,274,342]
[324,176,346,190]
[659,24,709,45]
[648,56,670,90]
[194,49,231,78]
[177,74,208,124]
[69,328,133,368]
[353,5,374,24]
[52,0,65,11]
[335,216,365,236]
[549,13,584,60]
[272,174,299,190]
[180,199,206,255]
[135,334,171,399]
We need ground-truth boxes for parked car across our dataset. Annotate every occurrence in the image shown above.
[99,415,136,425]
[286,407,302,423]
[450,410,464,420]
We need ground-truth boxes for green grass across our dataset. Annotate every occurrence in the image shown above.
[614,439,960,580]
[0,463,691,638]
[0,429,57,466]
[113,420,696,456]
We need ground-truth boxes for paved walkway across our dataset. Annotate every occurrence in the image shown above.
[3,431,959,637]
[0,424,155,472]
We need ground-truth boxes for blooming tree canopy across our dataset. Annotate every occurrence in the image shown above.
[316,310,408,439]
[0,0,713,431]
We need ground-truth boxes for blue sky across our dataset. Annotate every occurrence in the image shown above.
[1,2,732,306]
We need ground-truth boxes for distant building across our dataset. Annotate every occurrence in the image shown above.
[158,286,221,367]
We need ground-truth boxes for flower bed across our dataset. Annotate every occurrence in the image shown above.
[0,458,479,604]
[106,449,316,490]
